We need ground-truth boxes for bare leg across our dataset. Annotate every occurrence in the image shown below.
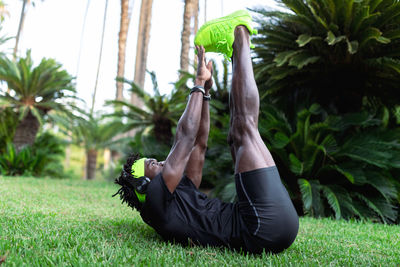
[228,26,275,174]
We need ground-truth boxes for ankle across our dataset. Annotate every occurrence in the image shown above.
[233,26,250,49]
[234,25,250,38]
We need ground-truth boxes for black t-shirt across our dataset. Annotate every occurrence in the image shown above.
[140,173,246,249]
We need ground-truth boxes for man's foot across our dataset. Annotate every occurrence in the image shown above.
[194,10,257,60]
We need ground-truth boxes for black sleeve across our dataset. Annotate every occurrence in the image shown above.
[141,173,174,224]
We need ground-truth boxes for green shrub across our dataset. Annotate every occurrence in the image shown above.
[252,0,400,117]
[259,104,399,223]
[216,104,400,222]
[0,132,65,177]
[0,106,17,151]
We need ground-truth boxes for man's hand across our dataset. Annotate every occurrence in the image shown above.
[195,45,213,91]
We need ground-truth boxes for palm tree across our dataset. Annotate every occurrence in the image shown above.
[109,72,186,145]
[51,110,124,180]
[131,0,153,105]
[116,0,132,101]
[0,51,75,151]
[180,0,199,74]
[77,114,123,180]
[252,0,400,116]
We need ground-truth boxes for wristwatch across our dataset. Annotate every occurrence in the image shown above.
[190,85,211,101]
[190,85,206,95]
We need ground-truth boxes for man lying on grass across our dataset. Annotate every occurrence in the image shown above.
[114,10,299,254]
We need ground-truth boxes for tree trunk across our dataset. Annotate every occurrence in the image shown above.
[86,149,98,180]
[180,0,197,75]
[13,110,40,152]
[131,0,153,104]
[13,0,28,59]
[129,0,153,137]
[103,149,111,170]
[91,0,109,115]
[116,0,132,101]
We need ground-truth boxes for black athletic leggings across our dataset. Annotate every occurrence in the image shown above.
[235,166,299,254]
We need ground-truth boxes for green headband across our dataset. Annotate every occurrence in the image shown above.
[131,158,147,203]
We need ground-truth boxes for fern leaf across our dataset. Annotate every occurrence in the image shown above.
[354,193,387,223]
[298,178,313,213]
[289,153,304,175]
[322,185,341,219]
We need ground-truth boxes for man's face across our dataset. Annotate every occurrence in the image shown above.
[144,158,164,179]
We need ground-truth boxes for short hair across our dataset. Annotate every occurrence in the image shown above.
[113,153,144,211]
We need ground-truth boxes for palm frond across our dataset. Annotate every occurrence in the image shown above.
[298,178,313,213]
[321,185,341,219]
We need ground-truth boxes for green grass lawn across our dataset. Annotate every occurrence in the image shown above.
[1,176,399,266]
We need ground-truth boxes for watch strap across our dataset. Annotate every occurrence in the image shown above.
[190,85,205,95]
[203,94,211,101]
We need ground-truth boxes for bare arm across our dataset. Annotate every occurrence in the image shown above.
[185,64,213,188]
[162,46,212,193]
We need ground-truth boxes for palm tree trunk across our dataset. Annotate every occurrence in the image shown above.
[116,0,132,101]
[14,0,29,59]
[13,110,40,152]
[86,148,98,180]
[131,0,153,104]
[103,149,111,170]
[129,0,153,137]
[91,0,109,115]
[180,0,197,75]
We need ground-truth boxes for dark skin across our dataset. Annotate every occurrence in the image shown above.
[227,26,275,173]
[145,45,212,192]
[146,26,276,192]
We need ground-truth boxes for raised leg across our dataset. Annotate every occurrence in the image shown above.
[228,26,275,174]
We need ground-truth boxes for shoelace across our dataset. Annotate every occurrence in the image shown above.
[213,25,234,60]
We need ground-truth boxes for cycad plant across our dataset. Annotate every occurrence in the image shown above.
[0,132,65,177]
[52,110,124,180]
[0,106,17,150]
[252,0,400,116]
[258,104,399,223]
[0,51,75,151]
[108,71,186,145]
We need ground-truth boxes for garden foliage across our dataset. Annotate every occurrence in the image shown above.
[0,132,65,177]
[0,50,75,150]
[260,104,399,222]
[245,0,400,222]
[252,0,400,116]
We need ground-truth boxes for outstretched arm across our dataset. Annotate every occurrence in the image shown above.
[162,46,212,193]
[185,60,213,188]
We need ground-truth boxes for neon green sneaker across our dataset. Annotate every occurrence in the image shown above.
[194,10,258,60]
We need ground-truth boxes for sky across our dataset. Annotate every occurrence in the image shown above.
[1,0,280,111]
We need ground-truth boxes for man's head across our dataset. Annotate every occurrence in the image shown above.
[144,158,165,179]
[113,154,164,211]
